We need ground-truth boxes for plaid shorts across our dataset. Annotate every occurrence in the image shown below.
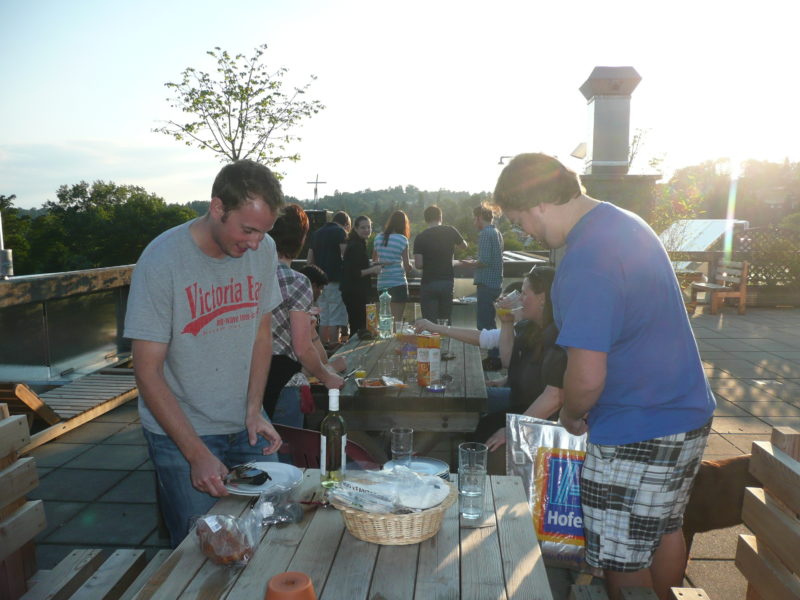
[580,421,711,572]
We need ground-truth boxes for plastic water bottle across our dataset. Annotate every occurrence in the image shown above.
[378,289,392,338]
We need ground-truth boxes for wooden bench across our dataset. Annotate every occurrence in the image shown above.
[690,259,749,315]
[0,370,138,453]
[569,585,710,598]
[0,405,168,600]
[735,426,800,600]
[0,405,45,600]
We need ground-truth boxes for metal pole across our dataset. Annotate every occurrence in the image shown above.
[0,210,13,278]
[307,174,327,209]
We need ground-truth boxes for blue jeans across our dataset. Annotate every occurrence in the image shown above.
[144,428,278,547]
[272,386,304,429]
[476,284,501,358]
[485,386,512,415]
[420,279,454,322]
[272,386,303,465]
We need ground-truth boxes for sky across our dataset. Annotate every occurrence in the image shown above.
[2,0,799,210]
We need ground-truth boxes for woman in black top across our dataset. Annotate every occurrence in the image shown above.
[416,266,565,456]
[340,216,382,335]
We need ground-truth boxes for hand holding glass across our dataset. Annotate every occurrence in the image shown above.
[495,289,522,317]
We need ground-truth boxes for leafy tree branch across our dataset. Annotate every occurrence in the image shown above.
[153,44,324,169]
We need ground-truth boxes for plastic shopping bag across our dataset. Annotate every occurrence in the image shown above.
[506,414,588,571]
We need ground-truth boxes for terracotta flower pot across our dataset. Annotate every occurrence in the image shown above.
[265,571,316,600]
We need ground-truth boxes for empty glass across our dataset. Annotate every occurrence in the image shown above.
[377,357,394,378]
[390,427,413,467]
[458,442,488,522]
[436,319,451,356]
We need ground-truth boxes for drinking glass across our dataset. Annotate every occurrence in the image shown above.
[377,358,394,378]
[458,442,488,522]
[436,319,451,355]
[390,427,414,467]
[394,319,405,335]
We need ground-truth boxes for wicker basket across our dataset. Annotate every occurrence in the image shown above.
[330,482,458,545]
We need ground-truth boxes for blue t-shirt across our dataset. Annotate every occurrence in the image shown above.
[553,202,715,445]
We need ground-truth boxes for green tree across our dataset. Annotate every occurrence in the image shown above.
[153,44,324,169]
[780,212,800,233]
[20,181,196,274]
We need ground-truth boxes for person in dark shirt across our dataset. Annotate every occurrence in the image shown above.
[341,215,382,334]
[307,211,350,347]
[413,205,467,321]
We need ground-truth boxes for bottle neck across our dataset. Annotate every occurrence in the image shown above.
[328,393,340,411]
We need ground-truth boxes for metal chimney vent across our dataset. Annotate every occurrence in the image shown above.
[580,66,641,175]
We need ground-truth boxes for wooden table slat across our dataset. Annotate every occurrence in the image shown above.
[492,475,554,600]
[224,471,324,600]
[370,544,420,600]
[135,469,553,600]
[319,532,379,599]
[334,335,486,432]
[415,479,461,599]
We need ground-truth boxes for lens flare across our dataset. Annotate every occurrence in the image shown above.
[723,157,741,257]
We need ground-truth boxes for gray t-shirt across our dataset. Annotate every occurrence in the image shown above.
[124,219,282,435]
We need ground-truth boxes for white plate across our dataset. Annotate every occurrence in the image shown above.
[224,462,303,496]
[384,457,450,480]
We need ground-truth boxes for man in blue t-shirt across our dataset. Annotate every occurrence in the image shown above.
[465,205,503,364]
[493,153,715,600]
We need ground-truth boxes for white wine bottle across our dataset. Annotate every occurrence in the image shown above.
[320,388,347,488]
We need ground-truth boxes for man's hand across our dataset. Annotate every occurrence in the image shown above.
[189,452,230,497]
[486,427,507,452]
[246,413,283,455]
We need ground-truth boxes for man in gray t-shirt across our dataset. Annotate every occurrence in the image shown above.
[124,160,285,546]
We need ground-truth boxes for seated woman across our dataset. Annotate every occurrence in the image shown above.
[415,266,565,461]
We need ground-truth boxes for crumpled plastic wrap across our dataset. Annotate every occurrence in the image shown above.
[506,414,590,571]
[196,513,260,566]
[328,466,450,513]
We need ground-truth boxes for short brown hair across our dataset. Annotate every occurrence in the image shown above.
[211,159,284,213]
[424,205,442,223]
[269,204,309,259]
[493,153,584,212]
[473,204,494,223]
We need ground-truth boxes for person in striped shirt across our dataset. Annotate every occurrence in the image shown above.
[373,210,413,320]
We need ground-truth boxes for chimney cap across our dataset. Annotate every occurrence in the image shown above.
[579,66,641,100]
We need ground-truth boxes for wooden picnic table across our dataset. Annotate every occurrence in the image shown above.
[331,334,487,433]
[132,468,553,600]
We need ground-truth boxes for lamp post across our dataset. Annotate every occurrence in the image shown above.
[0,211,12,279]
